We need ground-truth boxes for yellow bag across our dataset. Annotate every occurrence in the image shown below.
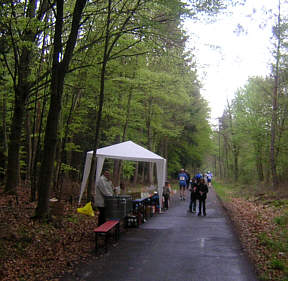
[77,201,95,217]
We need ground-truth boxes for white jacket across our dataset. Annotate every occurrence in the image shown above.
[94,175,113,207]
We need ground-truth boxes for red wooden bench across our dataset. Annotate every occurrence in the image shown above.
[94,220,120,253]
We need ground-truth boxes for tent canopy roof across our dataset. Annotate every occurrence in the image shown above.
[88,140,164,162]
[79,140,166,206]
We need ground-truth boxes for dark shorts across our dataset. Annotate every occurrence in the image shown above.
[179,184,186,189]
[207,178,211,183]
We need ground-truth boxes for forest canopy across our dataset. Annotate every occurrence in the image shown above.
[0,0,218,218]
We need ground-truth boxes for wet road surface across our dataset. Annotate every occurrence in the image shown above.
[61,188,258,281]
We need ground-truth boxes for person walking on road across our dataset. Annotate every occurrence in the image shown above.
[198,178,209,216]
[207,171,213,187]
[178,168,188,200]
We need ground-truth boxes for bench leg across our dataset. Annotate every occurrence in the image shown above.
[95,233,98,253]
[105,233,108,253]
[116,223,120,241]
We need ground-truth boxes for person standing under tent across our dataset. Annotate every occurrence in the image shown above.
[198,178,209,216]
[178,168,188,200]
[95,170,114,226]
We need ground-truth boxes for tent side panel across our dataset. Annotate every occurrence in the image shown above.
[79,153,93,203]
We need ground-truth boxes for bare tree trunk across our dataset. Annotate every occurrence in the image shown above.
[55,87,81,198]
[114,89,134,185]
[217,119,222,180]
[1,92,8,181]
[163,137,168,159]
[25,111,32,185]
[113,136,121,186]
[133,161,139,185]
[227,102,239,182]
[86,0,112,202]
[5,0,46,194]
[146,96,154,184]
[5,91,26,194]
[2,93,8,153]
[31,94,47,201]
[233,148,239,182]
[36,0,88,218]
[271,0,281,188]
[256,146,264,182]
[223,136,229,180]
[30,15,50,199]
[141,163,145,183]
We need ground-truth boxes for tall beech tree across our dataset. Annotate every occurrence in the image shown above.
[3,0,49,194]
[270,0,281,188]
[35,0,88,218]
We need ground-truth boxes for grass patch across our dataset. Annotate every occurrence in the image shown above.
[272,200,288,208]
[274,214,288,226]
[67,214,79,223]
[213,181,241,201]
[271,258,285,270]
[258,232,287,252]
[214,180,288,280]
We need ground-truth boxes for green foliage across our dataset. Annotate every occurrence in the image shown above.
[1,0,219,193]
[213,181,233,202]
[65,142,82,153]
[122,161,136,180]
[210,4,288,187]
[274,214,288,226]
[270,258,285,270]
[272,200,288,208]
[61,163,79,175]
[67,214,79,224]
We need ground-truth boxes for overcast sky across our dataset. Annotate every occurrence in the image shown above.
[184,0,278,125]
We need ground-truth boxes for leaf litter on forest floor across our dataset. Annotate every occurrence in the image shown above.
[1,186,288,281]
[223,197,288,281]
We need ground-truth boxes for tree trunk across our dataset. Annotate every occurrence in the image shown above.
[5,0,41,194]
[113,136,121,186]
[163,137,168,159]
[270,0,281,188]
[1,93,8,153]
[233,146,239,182]
[146,97,154,184]
[141,163,145,183]
[31,95,47,201]
[133,161,139,185]
[35,0,87,218]
[25,111,32,185]
[36,67,65,217]
[256,152,264,182]
[5,91,26,194]
[55,87,81,197]
[1,92,8,181]
[148,162,154,184]
[112,88,133,186]
[86,0,112,203]
[30,19,50,199]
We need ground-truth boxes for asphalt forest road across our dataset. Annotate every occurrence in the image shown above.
[61,188,258,281]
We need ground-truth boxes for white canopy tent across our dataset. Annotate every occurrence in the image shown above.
[79,141,166,209]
